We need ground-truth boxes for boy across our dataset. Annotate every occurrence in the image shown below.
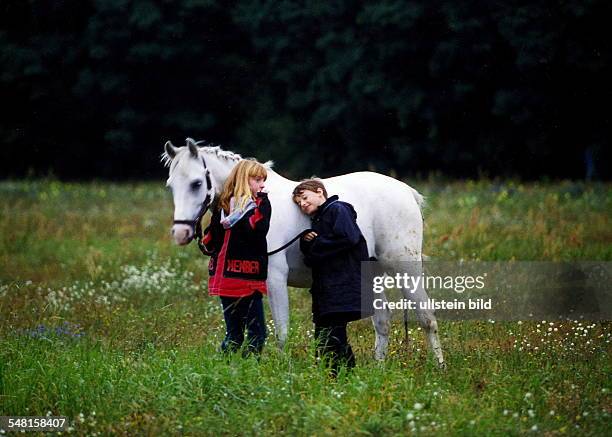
[292,179,371,375]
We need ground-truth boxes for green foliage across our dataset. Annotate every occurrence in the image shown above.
[1,1,610,179]
[232,0,612,178]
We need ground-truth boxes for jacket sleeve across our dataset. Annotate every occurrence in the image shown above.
[248,192,271,235]
[201,207,223,255]
[299,233,315,267]
[304,205,362,260]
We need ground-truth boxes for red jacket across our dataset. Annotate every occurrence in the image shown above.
[201,193,271,297]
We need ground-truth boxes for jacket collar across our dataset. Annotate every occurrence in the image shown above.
[313,195,339,219]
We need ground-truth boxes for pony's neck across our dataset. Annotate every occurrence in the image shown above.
[266,168,294,185]
[199,146,294,191]
[199,148,238,193]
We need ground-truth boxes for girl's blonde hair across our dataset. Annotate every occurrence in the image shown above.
[219,159,267,213]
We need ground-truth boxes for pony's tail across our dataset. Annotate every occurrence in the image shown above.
[410,187,425,212]
[410,187,427,262]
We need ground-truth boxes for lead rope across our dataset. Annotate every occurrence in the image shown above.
[266,230,311,256]
[196,223,310,257]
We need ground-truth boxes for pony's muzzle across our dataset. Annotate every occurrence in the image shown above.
[171,224,194,246]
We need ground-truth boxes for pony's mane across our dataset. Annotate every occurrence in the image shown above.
[161,151,173,168]
[161,141,274,169]
[198,141,240,160]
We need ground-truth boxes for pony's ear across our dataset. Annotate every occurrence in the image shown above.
[186,138,199,158]
[164,140,178,159]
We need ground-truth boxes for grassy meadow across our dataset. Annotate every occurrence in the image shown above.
[1,179,610,435]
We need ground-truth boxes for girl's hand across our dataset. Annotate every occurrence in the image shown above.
[303,231,318,242]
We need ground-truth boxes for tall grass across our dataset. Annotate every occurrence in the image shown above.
[1,180,610,435]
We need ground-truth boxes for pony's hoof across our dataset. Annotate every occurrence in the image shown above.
[374,352,386,361]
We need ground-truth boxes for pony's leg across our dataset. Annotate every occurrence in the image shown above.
[402,280,445,368]
[372,289,391,360]
[266,261,290,348]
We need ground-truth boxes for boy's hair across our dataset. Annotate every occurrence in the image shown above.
[292,178,328,202]
[219,159,267,213]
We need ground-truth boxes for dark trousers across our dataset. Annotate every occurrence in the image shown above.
[315,319,356,375]
[219,291,266,356]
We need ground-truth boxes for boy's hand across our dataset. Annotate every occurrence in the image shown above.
[303,231,318,242]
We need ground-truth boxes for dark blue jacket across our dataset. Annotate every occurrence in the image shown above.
[300,195,372,324]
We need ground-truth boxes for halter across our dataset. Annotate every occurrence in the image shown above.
[172,155,215,247]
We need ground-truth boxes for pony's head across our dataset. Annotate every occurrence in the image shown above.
[162,138,216,245]
[163,138,273,245]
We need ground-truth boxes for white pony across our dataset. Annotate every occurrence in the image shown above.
[163,138,445,367]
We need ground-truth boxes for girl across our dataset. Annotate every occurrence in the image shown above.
[292,179,371,375]
[201,159,271,355]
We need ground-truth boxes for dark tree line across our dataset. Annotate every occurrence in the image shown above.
[1,0,610,180]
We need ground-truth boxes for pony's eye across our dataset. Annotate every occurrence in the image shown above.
[190,180,203,190]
